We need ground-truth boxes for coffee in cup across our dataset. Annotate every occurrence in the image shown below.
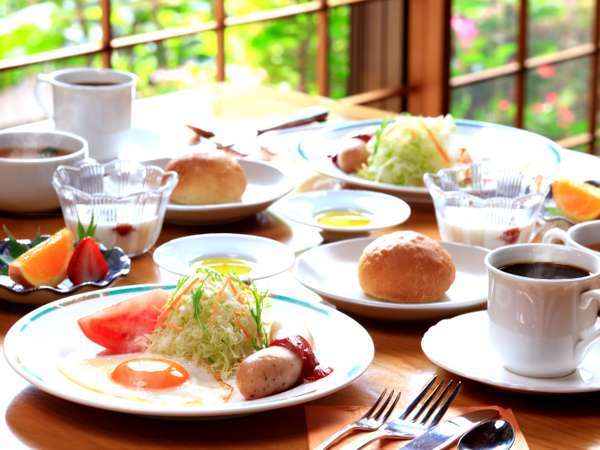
[485,243,600,378]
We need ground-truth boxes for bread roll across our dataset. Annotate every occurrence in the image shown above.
[166,151,247,205]
[358,231,455,303]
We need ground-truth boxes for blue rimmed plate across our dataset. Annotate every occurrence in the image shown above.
[3,284,373,418]
[0,237,131,305]
[298,118,562,204]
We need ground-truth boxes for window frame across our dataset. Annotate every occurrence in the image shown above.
[0,0,392,99]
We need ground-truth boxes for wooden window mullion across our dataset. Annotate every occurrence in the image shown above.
[216,0,226,82]
[100,0,112,68]
[317,0,330,96]
[588,0,600,153]
[515,0,528,129]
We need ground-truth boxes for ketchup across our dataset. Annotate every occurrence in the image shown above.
[352,133,373,143]
[270,335,333,383]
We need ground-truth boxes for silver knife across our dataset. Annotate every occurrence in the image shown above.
[401,409,500,450]
[186,106,329,154]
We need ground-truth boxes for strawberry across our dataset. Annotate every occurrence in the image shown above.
[67,237,109,285]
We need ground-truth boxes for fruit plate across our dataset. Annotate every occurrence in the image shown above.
[0,237,131,305]
[3,284,374,418]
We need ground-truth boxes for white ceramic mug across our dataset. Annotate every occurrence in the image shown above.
[36,68,137,162]
[485,243,600,378]
[543,221,600,255]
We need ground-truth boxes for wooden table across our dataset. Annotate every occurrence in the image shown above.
[1,85,599,450]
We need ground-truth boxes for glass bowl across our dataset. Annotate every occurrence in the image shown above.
[424,162,550,249]
[52,159,178,256]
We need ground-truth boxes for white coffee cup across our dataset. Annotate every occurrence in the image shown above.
[543,221,600,255]
[485,243,600,378]
[36,68,137,162]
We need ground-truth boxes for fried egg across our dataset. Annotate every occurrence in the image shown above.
[59,353,233,406]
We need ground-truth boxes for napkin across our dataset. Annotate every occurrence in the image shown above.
[305,405,529,449]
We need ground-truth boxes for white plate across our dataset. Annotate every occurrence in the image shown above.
[276,190,411,233]
[422,311,600,394]
[298,119,562,204]
[4,284,374,418]
[147,158,294,225]
[153,233,295,281]
[293,238,488,320]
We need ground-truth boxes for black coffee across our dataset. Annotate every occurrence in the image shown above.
[70,81,119,86]
[499,262,591,280]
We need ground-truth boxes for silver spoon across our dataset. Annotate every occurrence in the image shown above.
[458,419,515,450]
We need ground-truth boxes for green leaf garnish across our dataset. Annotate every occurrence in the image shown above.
[3,225,28,258]
[39,147,59,158]
[370,119,389,164]
[247,280,269,350]
[77,212,97,240]
[191,284,204,322]
[31,227,45,248]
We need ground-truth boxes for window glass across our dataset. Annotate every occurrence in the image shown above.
[525,58,589,141]
[111,0,213,38]
[111,34,217,97]
[451,1,517,77]
[450,76,515,125]
[528,0,594,57]
[225,14,317,94]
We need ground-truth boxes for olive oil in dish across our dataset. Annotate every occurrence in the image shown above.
[315,210,372,228]
[192,257,254,276]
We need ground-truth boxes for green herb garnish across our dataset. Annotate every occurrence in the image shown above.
[247,280,270,350]
[77,212,97,240]
[370,119,389,164]
[191,283,205,322]
[38,147,59,158]
[0,226,44,275]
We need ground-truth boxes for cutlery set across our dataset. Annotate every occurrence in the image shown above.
[314,376,515,450]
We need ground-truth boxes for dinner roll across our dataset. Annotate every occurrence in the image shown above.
[358,231,455,303]
[166,151,247,205]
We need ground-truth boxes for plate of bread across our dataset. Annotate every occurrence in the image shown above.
[293,231,489,320]
[149,152,294,225]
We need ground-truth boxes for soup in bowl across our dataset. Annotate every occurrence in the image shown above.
[0,131,88,213]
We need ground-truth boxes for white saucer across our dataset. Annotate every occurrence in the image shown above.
[147,158,294,225]
[422,311,600,393]
[153,233,295,281]
[276,190,411,233]
[293,237,488,320]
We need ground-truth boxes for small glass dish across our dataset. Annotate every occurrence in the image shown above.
[424,162,550,249]
[52,159,178,256]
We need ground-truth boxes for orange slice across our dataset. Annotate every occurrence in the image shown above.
[8,228,75,287]
[553,179,600,222]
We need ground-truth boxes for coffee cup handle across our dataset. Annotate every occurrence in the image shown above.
[575,290,600,360]
[543,228,569,245]
[35,73,52,119]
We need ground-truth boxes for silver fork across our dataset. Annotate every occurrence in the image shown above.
[313,388,401,450]
[343,376,462,450]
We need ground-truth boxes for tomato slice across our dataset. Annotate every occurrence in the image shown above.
[77,289,169,353]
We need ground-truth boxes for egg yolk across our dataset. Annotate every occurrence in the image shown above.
[111,358,189,390]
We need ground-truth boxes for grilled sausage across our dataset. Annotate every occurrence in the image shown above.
[337,138,369,173]
[236,346,302,399]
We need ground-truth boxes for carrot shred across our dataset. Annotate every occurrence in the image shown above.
[420,119,451,163]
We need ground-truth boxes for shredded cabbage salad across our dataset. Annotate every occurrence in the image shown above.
[150,269,269,380]
[356,114,456,186]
